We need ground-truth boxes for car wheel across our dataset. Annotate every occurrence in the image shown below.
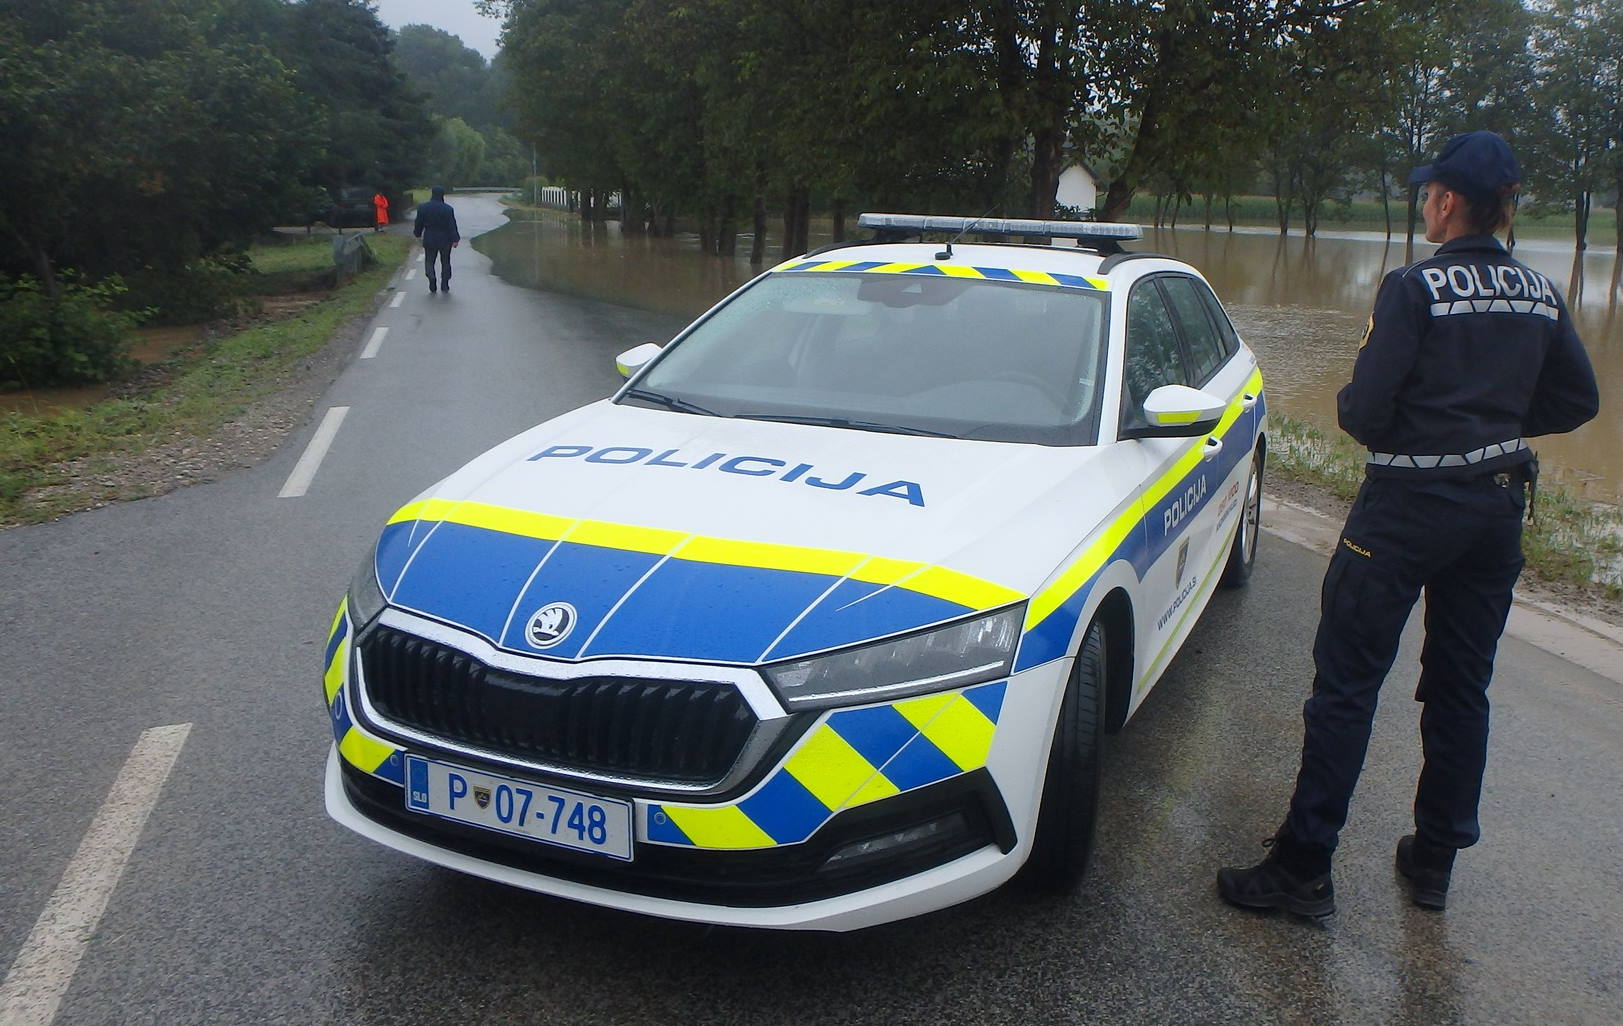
[1019,617,1105,893]
[1219,449,1263,589]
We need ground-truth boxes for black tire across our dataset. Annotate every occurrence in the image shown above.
[1019,618,1106,893]
[1219,449,1263,589]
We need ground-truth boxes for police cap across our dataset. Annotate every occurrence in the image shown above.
[1408,131,1521,201]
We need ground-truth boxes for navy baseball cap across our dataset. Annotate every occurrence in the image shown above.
[1408,131,1521,200]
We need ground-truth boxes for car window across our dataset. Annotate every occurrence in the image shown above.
[1193,278,1242,357]
[1123,280,1187,411]
[632,272,1108,445]
[1161,276,1228,384]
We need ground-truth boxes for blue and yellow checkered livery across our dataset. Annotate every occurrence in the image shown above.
[648,681,1005,849]
[775,258,1110,292]
[325,600,403,785]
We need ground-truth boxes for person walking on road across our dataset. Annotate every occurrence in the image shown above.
[413,185,460,294]
[1217,131,1599,919]
[372,189,390,231]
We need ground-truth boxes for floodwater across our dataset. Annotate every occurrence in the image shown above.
[477,209,1622,503]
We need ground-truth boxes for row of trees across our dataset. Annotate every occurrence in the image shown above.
[393,24,531,187]
[482,0,1623,259]
[1,0,433,385]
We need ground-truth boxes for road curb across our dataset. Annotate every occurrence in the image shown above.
[1262,492,1623,686]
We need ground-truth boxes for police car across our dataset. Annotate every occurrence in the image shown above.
[323,213,1267,931]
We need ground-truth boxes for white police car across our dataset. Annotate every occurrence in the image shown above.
[323,213,1266,931]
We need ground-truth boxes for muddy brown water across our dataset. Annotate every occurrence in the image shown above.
[480,210,1622,505]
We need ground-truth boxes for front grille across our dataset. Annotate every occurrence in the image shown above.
[358,626,756,783]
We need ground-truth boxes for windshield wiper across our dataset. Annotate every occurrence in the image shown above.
[619,388,720,417]
[734,413,956,438]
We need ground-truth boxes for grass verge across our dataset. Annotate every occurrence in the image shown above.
[0,234,409,525]
[1271,413,1623,599]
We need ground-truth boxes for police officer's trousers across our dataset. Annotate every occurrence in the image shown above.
[1285,472,1525,854]
[424,243,452,288]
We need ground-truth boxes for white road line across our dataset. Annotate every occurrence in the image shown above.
[0,724,192,1026]
[389,291,405,309]
[361,326,388,360]
[277,406,349,498]
[405,267,417,281]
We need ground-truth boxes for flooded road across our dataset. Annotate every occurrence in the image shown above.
[477,210,1621,502]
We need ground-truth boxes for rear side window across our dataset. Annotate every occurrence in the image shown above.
[1161,276,1227,384]
[1192,278,1241,356]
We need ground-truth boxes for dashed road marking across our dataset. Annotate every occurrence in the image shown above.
[278,406,349,498]
[0,724,192,1026]
[405,267,417,281]
[361,327,388,360]
[389,292,405,308]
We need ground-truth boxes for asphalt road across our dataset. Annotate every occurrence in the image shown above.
[2,195,1620,1026]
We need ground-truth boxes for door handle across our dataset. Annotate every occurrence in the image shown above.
[1202,436,1223,461]
[1239,392,1258,410]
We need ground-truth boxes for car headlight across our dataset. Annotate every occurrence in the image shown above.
[763,605,1024,711]
[346,549,388,628]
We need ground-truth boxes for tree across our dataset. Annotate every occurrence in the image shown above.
[1528,0,1618,255]
[0,0,320,296]
[394,23,510,134]
[276,0,434,202]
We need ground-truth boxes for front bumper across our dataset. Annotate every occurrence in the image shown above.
[325,746,1023,931]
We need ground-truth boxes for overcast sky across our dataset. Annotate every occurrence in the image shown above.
[371,0,502,60]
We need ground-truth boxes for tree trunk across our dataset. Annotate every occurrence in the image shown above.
[750,186,767,265]
[1404,182,1418,263]
[26,240,60,300]
[1203,194,1213,231]
[1380,168,1391,240]
[1028,125,1063,220]
[698,202,715,255]
[1098,92,1161,222]
[717,194,737,257]
[781,192,797,261]
[1574,189,1590,252]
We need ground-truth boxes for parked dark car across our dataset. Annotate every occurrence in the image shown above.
[319,187,377,229]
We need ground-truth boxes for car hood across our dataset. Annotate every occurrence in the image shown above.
[373,402,1113,664]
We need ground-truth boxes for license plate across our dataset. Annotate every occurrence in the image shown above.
[404,755,633,861]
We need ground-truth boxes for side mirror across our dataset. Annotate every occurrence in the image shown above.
[614,342,662,379]
[1120,384,1227,438]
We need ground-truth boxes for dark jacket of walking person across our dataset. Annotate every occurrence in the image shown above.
[1217,131,1599,919]
[413,186,460,293]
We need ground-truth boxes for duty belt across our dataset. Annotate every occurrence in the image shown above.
[1367,437,1527,470]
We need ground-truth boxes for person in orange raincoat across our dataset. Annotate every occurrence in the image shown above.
[372,191,389,231]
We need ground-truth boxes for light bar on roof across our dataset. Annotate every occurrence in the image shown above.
[857,212,1142,241]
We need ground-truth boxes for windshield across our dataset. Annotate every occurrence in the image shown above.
[625,271,1108,445]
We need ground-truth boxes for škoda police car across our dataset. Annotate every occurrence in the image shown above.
[323,213,1267,931]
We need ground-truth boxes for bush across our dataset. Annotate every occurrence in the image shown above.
[0,274,146,390]
[121,255,251,325]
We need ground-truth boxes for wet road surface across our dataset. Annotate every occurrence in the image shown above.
[2,195,1620,1025]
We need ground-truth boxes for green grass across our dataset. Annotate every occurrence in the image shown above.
[1270,414,1623,598]
[0,234,410,524]
[248,235,336,275]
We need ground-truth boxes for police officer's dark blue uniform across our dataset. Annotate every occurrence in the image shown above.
[1218,131,1599,918]
[413,185,460,294]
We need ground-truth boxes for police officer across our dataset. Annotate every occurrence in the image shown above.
[1217,131,1599,918]
[413,185,460,294]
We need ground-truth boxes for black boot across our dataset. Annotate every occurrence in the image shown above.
[1396,833,1454,911]
[1217,827,1335,919]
